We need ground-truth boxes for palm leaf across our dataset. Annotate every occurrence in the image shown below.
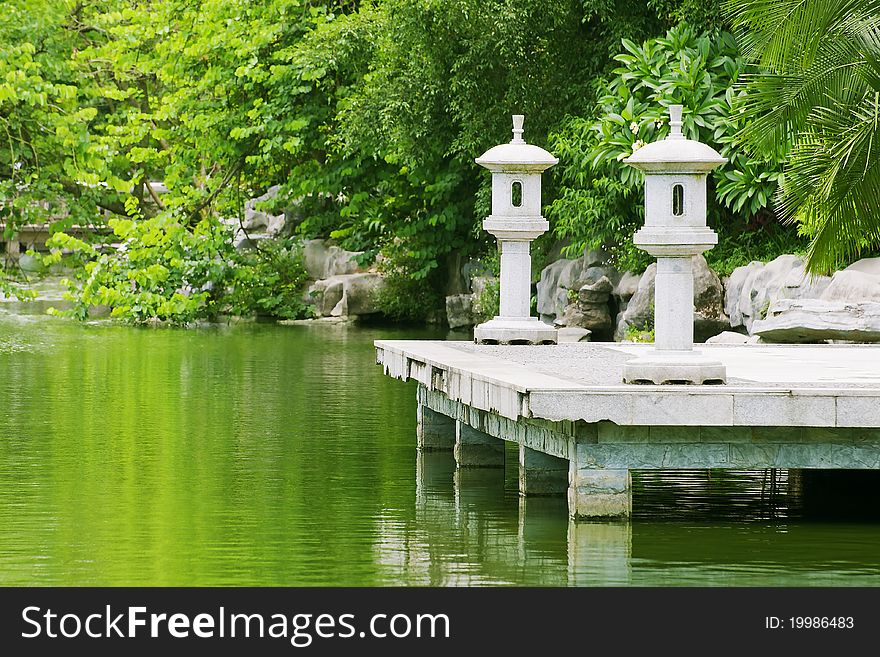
[725,0,880,272]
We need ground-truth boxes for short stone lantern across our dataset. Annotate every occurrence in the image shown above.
[473,115,558,345]
[622,104,727,384]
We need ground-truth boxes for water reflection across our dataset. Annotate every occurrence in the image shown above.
[2,315,879,586]
[382,453,880,586]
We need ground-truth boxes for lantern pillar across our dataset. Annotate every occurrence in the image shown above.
[622,104,727,384]
[473,115,558,345]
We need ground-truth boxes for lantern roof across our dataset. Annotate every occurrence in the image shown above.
[625,105,725,173]
[476,115,558,172]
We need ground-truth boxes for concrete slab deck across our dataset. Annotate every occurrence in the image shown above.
[375,341,880,427]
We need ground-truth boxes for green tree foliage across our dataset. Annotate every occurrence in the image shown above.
[725,0,880,274]
[3,0,744,321]
[549,24,802,273]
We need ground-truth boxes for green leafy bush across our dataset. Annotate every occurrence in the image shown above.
[549,24,788,272]
[44,216,312,325]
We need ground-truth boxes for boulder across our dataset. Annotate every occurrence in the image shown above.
[303,239,367,280]
[536,258,571,321]
[725,255,831,332]
[242,185,282,231]
[616,255,729,342]
[723,261,763,327]
[536,248,615,323]
[705,331,752,345]
[752,299,880,343]
[557,327,592,343]
[618,263,656,337]
[845,256,880,276]
[557,249,608,290]
[553,273,615,335]
[17,254,43,273]
[308,272,385,317]
[614,271,641,303]
[578,276,613,303]
[820,269,880,303]
[559,303,613,333]
[309,277,345,317]
[445,294,476,329]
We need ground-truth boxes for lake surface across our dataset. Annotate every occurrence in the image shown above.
[1,314,879,586]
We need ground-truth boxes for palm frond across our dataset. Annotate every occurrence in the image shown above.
[725,0,880,272]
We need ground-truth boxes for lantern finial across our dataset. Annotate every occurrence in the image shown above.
[668,104,683,139]
[511,115,525,144]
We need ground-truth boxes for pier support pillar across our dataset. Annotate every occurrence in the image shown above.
[567,522,632,585]
[417,404,455,451]
[519,445,567,496]
[568,466,631,519]
[455,422,505,468]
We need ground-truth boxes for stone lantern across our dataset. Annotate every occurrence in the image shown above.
[622,104,727,384]
[473,115,558,345]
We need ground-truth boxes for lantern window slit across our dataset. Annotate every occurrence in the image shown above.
[672,184,684,216]
[511,181,523,208]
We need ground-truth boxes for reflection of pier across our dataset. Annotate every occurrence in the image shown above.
[372,454,880,586]
[373,450,633,585]
[376,340,880,519]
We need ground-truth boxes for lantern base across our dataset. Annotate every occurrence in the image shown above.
[474,317,557,345]
[623,350,726,385]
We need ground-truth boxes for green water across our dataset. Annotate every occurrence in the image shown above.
[1,315,879,586]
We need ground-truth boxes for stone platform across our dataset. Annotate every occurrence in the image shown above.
[375,340,880,519]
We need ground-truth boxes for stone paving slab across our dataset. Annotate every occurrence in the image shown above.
[375,340,880,427]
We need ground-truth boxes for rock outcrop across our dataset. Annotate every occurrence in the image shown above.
[557,273,615,336]
[725,255,831,332]
[232,185,287,249]
[819,260,880,303]
[536,249,617,324]
[308,272,385,317]
[303,239,367,280]
[752,299,880,343]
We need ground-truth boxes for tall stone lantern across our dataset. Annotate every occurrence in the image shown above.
[473,115,558,345]
[622,104,727,384]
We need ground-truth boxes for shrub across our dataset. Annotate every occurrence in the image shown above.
[549,24,788,272]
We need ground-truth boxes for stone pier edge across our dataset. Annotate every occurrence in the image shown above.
[417,384,880,518]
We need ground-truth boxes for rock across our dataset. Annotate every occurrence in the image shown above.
[303,239,367,280]
[238,185,288,244]
[446,294,476,329]
[557,327,591,343]
[242,185,282,230]
[536,258,570,320]
[559,303,613,333]
[693,256,724,317]
[536,248,616,324]
[705,331,751,344]
[17,254,43,273]
[578,276,613,303]
[752,299,880,343]
[820,269,880,303]
[845,256,880,276]
[308,272,385,317]
[691,256,729,342]
[341,272,385,316]
[309,277,345,316]
[725,255,831,332]
[576,266,616,288]
[619,263,656,333]
[614,271,641,303]
[557,249,608,290]
[724,261,763,327]
[617,255,729,342]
